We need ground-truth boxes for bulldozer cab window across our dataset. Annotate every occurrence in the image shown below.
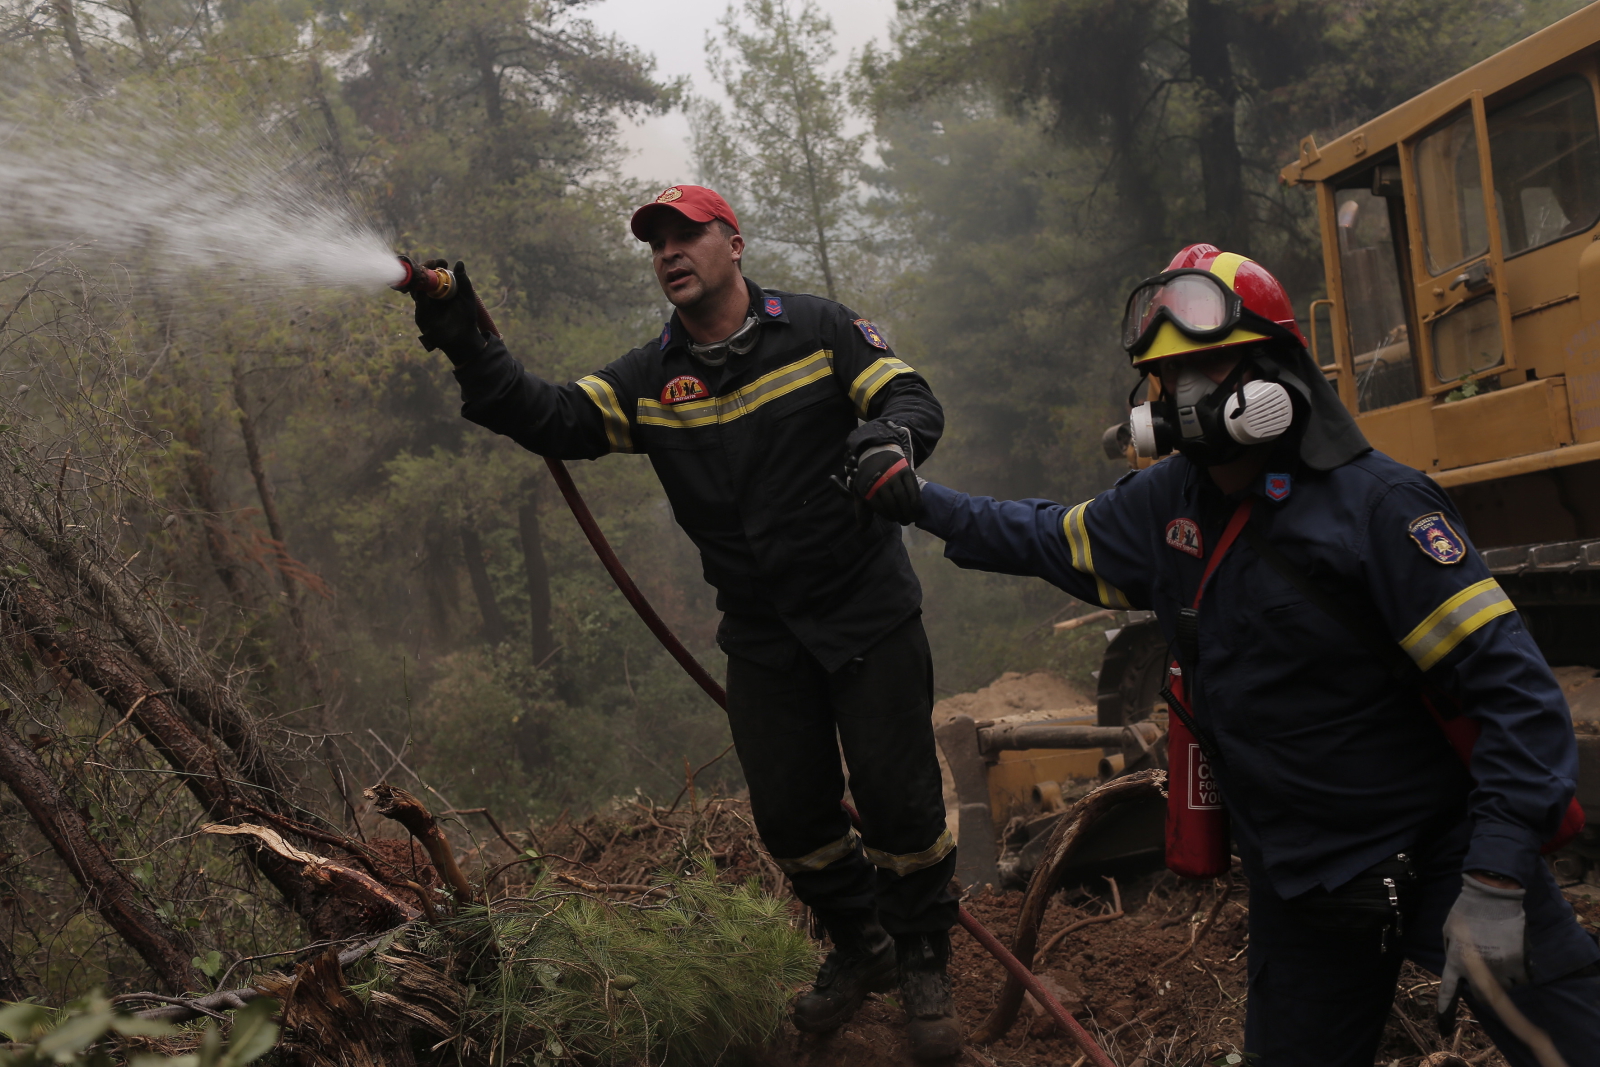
[1432,296,1504,382]
[1336,186,1418,410]
[1487,76,1600,257]
[1415,109,1490,275]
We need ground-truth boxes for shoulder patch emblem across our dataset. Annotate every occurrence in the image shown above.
[659,323,672,348]
[660,375,708,405]
[764,296,784,317]
[1265,472,1291,501]
[655,187,683,203]
[1408,512,1467,565]
[1165,518,1203,558]
[854,318,888,349]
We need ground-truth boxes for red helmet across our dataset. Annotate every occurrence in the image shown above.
[1125,244,1306,366]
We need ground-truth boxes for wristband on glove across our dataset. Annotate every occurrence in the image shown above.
[849,422,924,525]
[858,443,909,502]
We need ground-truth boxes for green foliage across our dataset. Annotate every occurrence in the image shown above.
[362,863,816,1066]
[0,992,277,1067]
[693,0,868,301]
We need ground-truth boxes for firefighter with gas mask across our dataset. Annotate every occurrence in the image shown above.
[907,245,1600,1065]
[410,186,961,1059]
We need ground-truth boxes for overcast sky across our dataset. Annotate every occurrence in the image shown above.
[581,0,899,185]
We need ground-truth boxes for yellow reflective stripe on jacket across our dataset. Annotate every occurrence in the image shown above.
[1061,501,1132,609]
[576,375,633,453]
[848,357,914,418]
[773,829,859,874]
[636,350,834,429]
[862,828,954,877]
[1401,578,1516,671]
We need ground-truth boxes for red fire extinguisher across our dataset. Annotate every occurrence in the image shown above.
[1163,500,1254,879]
[1165,671,1229,878]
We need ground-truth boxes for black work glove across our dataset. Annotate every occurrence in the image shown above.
[849,423,924,524]
[412,259,488,364]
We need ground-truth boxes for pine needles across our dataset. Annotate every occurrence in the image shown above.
[357,861,816,1067]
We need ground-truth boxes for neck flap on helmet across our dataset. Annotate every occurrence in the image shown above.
[1265,340,1370,470]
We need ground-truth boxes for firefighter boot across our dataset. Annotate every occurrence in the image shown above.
[792,913,897,1034]
[897,931,961,1060]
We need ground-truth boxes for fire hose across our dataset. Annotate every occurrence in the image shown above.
[394,259,1117,1067]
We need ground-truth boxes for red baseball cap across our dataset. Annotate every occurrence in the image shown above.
[630,185,741,242]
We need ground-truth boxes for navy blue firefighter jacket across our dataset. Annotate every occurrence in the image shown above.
[450,278,942,672]
[916,450,1581,898]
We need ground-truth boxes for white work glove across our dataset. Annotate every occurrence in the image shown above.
[1437,874,1527,1031]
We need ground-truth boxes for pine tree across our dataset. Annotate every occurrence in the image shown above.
[691,0,866,301]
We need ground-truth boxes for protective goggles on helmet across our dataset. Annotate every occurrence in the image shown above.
[1122,269,1246,358]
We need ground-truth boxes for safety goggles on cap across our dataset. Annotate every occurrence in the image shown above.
[1122,269,1246,358]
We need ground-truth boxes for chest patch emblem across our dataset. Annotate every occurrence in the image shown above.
[660,375,709,405]
[659,323,672,348]
[1265,472,1291,501]
[1165,518,1203,558]
[854,318,888,350]
[764,296,784,317]
[1409,512,1467,565]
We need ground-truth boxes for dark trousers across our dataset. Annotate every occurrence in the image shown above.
[723,615,957,936]
[1245,820,1600,1066]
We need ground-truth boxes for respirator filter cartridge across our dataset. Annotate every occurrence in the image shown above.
[1223,381,1294,445]
[1130,403,1162,458]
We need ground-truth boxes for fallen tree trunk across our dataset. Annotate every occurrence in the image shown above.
[970,769,1166,1044]
[0,708,196,992]
[0,477,293,802]
[0,575,423,941]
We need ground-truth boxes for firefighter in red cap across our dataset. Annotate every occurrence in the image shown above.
[905,246,1600,1065]
[409,186,961,1058]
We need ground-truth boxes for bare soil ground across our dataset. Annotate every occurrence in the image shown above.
[515,786,1600,1067]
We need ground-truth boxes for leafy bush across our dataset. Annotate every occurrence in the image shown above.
[0,992,277,1067]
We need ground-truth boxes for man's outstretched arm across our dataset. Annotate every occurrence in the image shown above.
[414,260,627,461]
[917,480,1152,611]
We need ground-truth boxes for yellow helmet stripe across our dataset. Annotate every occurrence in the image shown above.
[1207,251,1252,289]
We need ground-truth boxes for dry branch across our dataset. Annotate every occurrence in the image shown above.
[204,823,421,931]
[0,573,415,940]
[970,769,1166,1044]
[0,473,294,801]
[365,783,475,905]
[134,933,396,1023]
[0,707,195,992]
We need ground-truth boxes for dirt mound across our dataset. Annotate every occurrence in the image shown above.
[934,671,1095,726]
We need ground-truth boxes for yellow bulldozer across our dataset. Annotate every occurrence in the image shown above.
[943,4,1600,891]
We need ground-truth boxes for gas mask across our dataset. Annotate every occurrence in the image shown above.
[688,314,760,367]
[1128,356,1296,466]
